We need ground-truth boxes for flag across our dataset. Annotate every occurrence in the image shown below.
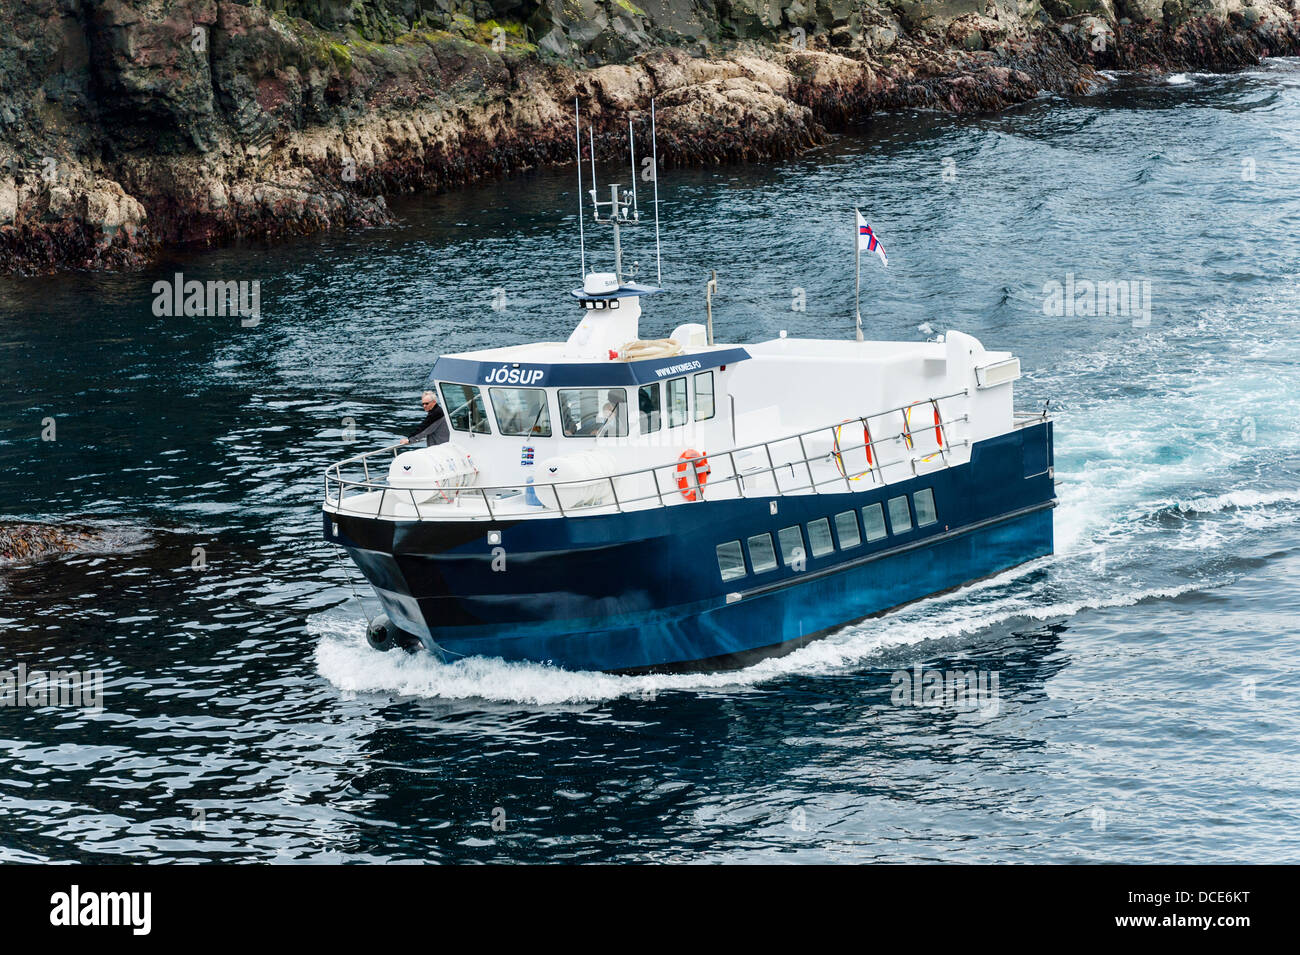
[856,209,888,267]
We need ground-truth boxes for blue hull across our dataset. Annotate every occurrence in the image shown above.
[325,422,1055,672]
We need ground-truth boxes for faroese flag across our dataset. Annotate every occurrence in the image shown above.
[856,209,888,267]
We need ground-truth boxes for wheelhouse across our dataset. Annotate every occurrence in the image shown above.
[424,344,750,485]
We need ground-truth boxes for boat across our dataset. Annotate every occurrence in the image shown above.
[321,104,1056,673]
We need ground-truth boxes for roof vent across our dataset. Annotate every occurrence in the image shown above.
[583,272,619,295]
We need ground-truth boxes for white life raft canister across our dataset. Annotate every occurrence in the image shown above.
[534,449,617,509]
[387,443,478,503]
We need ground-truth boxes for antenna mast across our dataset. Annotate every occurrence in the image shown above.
[588,120,645,286]
[580,106,663,288]
[575,99,586,278]
[651,99,662,288]
[628,118,639,221]
[588,126,597,206]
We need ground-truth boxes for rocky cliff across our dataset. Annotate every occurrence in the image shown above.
[2,0,1298,273]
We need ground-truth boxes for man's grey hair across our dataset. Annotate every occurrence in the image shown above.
[421,390,436,401]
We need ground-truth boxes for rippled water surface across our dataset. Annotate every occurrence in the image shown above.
[3,63,1300,863]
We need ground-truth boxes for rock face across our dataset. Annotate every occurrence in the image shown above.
[0,522,99,564]
[2,0,1298,273]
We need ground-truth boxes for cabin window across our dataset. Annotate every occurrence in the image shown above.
[777,525,805,568]
[807,517,834,557]
[716,540,747,582]
[887,495,912,534]
[861,503,888,542]
[638,383,662,434]
[558,388,628,437]
[834,510,861,549]
[694,372,715,421]
[913,488,938,527]
[667,377,688,428]
[489,387,551,437]
[747,533,778,574]
[438,383,491,434]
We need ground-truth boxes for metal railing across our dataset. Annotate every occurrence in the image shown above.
[323,389,1002,522]
[1014,407,1052,426]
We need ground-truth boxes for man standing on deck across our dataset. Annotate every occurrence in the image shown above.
[400,390,449,447]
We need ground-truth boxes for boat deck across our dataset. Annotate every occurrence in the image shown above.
[322,391,1049,523]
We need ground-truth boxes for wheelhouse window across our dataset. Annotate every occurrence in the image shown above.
[747,533,778,573]
[694,371,715,421]
[807,518,834,557]
[667,377,688,428]
[558,388,628,437]
[716,540,747,582]
[887,495,912,534]
[861,502,888,542]
[777,525,805,568]
[834,510,861,549]
[490,387,551,437]
[638,383,662,434]
[913,488,938,527]
[438,383,491,434]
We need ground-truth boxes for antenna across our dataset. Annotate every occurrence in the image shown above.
[575,99,586,278]
[580,106,660,287]
[628,118,639,222]
[706,269,717,346]
[588,126,597,210]
[651,99,662,288]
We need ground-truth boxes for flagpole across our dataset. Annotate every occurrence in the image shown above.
[854,209,864,342]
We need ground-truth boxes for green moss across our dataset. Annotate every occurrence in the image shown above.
[394,28,450,46]
[262,9,540,74]
[264,8,348,71]
[269,8,299,30]
[611,0,647,16]
[479,19,538,53]
[431,30,488,55]
[482,19,527,37]
[430,16,537,52]
[344,33,388,56]
[327,41,352,69]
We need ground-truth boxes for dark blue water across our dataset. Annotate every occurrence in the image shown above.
[3,63,1300,862]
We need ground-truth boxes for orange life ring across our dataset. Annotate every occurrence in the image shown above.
[833,420,873,475]
[903,404,944,450]
[676,449,710,501]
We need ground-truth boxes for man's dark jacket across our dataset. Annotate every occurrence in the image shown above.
[409,405,450,446]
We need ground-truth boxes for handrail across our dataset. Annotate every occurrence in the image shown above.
[322,389,1045,521]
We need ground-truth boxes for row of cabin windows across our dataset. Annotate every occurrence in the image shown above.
[436,372,714,439]
[716,488,940,583]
